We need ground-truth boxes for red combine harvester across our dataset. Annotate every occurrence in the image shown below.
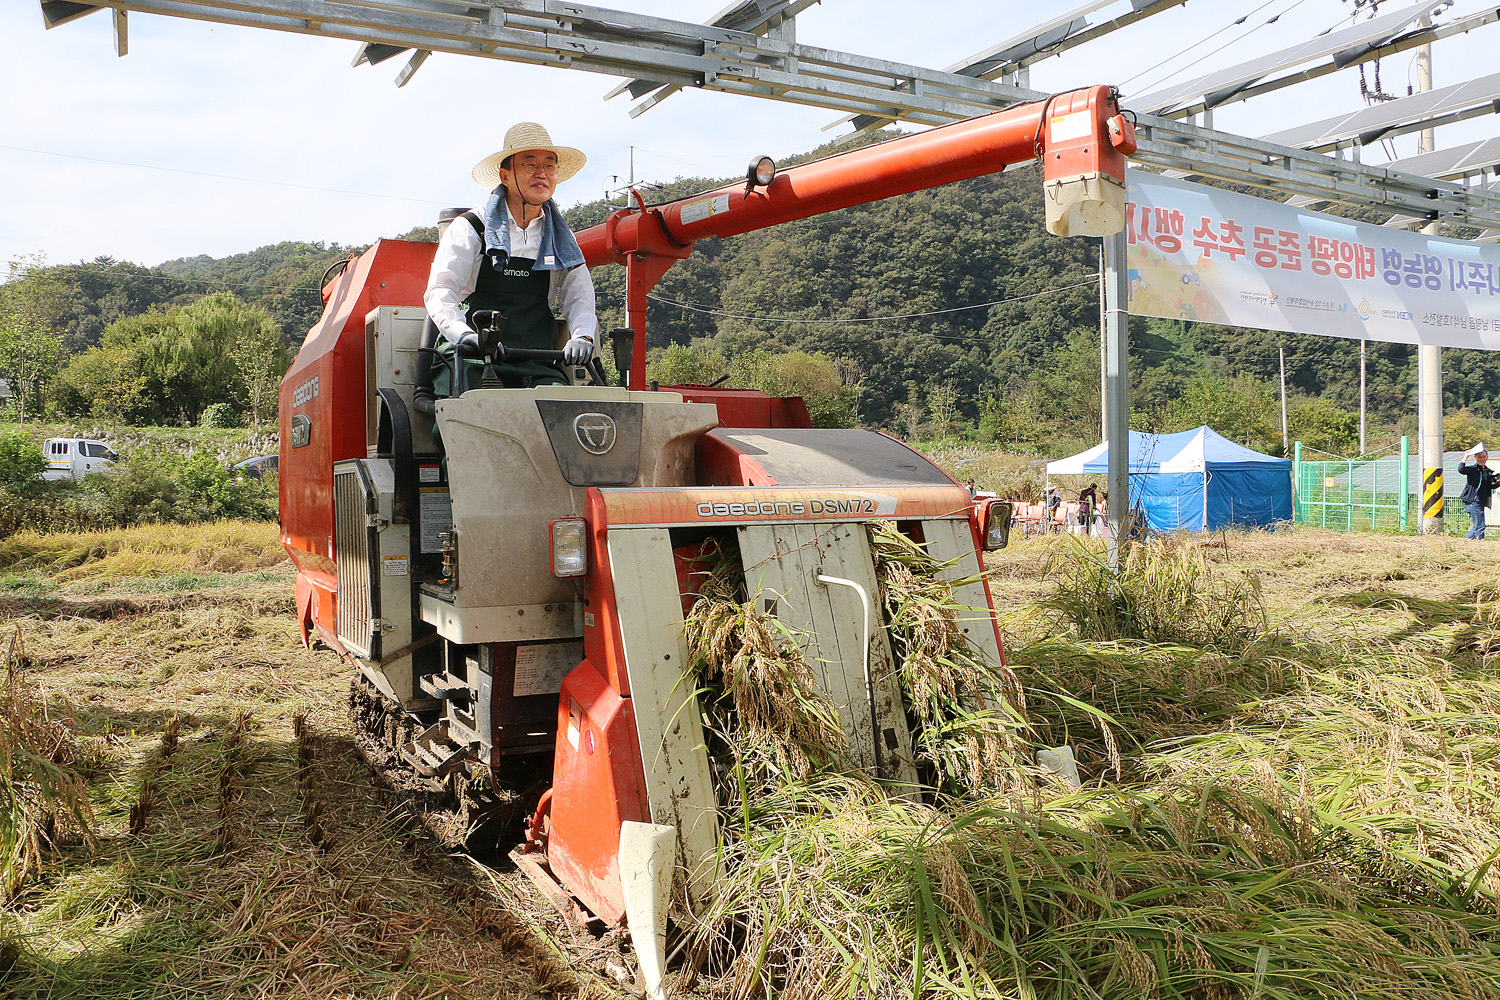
[278,87,1133,997]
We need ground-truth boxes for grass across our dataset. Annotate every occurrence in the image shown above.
[0,420,278,467]
[0,521,287,582]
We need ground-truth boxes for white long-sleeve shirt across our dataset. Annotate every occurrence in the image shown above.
[423,207,598,347]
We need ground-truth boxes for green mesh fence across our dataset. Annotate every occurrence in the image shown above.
[1293,438,1412,533]
[1292,439,1486,533]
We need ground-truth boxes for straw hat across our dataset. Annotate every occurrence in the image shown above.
[471,122,586,188]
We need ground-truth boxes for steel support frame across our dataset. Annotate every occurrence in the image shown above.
[42,0,1500,228]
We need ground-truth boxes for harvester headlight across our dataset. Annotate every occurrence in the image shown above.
[982,500,1013,551]
[550,518,589,578]
[744,155,776,194]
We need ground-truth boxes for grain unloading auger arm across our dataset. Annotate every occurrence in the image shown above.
[576,84,1136,391]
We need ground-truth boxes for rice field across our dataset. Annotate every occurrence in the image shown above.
[2,521,1500,998]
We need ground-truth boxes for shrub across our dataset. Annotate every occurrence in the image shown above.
[0,447,276,534]
[0,434,45,489]
[199,402,240,429]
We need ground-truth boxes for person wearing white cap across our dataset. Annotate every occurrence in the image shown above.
[1458,443,1499,540]
[424,122,598,389]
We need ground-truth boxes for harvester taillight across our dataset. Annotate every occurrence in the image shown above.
[550,518,589,578]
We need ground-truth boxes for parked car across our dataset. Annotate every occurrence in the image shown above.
[233,454,279,479]
[41,438,118,481]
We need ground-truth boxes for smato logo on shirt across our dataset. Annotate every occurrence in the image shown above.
[502,267,532,278]
[694,493,898,520]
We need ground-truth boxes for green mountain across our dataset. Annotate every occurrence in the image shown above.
[20,130,1500,454]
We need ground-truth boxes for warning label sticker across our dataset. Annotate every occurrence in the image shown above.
[680,193,730,226]
[1049,111,1092,143]
[514,642,583,698]
[419,488,452,554]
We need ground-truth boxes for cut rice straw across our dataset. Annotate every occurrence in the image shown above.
[675,525,1500,1000]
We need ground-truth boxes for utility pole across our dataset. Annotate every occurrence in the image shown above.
[1416,20,1444,533]
[1103,227,1130,565]
[1359,339,1367,455]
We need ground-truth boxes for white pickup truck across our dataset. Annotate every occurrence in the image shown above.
[42,437,119,481]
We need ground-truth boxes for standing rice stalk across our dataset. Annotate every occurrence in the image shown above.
[0,627,92,897]
[674,525,1500,1000]
[1038,537,1268,651]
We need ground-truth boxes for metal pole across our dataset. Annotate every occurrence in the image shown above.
[1279,346,1289,454]
[1103,226,1130,564]
[1399,435,1410,532]
[1099,245,1108,440]
[1417,26,1444,533]
[1348,457,1355,532]
[1294,440,1303,522]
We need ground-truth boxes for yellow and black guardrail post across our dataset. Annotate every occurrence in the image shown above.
[1422,465,1444,530]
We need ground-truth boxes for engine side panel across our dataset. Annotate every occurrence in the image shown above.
[279,240,436,648]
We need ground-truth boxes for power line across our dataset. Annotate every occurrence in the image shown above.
[1123,0,1317,99]
[1120,0,1284,92]
[645,277,1098,325]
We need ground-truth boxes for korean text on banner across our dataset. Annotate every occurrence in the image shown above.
[1125,172,1500,350]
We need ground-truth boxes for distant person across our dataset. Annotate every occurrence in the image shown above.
[1077,481,1099,533]
[965,478,978,499]
[1044,481,1061,532]
[1458,443,1499,540]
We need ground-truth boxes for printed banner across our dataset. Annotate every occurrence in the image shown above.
[1126,172,1500,350]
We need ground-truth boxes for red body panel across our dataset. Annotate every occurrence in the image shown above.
[1040,86,1129,188]
[669,386,812,429]
[278,240,435,646]
[548,659,648,925]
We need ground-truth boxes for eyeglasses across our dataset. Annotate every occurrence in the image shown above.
[511,159,558,176]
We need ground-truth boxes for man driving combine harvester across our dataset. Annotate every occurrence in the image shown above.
[424,121,599,390]
[278,84,1134,1000]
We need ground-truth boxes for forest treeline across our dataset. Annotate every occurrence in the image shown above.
[4,129,1498,456]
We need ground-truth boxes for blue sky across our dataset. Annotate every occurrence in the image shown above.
[3,0,1494,270]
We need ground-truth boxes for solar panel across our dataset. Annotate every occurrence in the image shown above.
[1132,0,1434,115]
[1386,137,1500,180]
[840,0,1190,131]
[1262,72,1500,151]
[942,0,1114,79]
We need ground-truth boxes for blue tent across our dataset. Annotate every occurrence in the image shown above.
[1046,427,1292,532]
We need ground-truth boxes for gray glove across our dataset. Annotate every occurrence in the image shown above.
[456,331,484,358]
[563,335,594,366]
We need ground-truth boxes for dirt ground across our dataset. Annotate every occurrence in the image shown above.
[5,521,1500,998]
